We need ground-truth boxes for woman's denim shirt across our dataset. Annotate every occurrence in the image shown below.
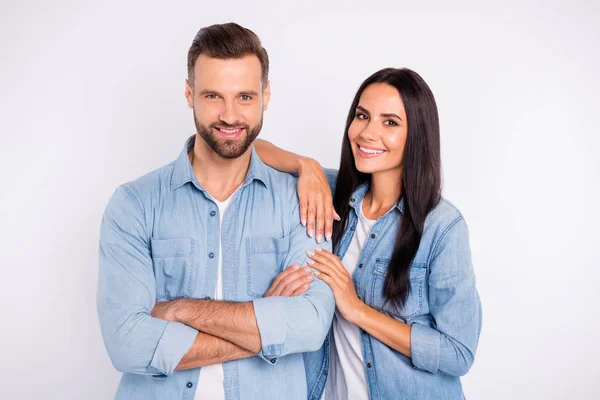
[305,170,482,400]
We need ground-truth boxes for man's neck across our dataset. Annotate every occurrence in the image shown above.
[190,134,252,202]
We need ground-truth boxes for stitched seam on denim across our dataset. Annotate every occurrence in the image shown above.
[430,216,464,262]
[187,238,195,296]
[121,185,146,227]
[371,261,425,318]
[245,237,253,297]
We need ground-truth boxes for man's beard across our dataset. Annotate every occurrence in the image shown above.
[194,110,263,160]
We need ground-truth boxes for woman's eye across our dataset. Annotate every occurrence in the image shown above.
[384,120,398,126]
[356,113,368,120]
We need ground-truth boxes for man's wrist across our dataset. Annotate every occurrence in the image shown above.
[172,298,189,323]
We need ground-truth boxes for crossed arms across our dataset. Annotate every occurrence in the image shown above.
[97,185,334,376]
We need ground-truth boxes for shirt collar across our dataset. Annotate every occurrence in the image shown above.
[348,182,405,214]
[170,135,269,191]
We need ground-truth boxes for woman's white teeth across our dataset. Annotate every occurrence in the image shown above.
[359,146,384,154]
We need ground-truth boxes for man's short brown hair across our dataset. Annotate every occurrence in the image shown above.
[187,23,269,89]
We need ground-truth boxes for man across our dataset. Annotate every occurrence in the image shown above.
[97,23,334,400]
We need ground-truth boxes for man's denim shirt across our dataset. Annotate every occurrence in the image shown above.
[97,136,335,400]
[305,170,482,400]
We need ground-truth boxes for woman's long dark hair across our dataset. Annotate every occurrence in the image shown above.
[332,68,442,307]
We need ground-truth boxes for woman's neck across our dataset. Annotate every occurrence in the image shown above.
[362,169,402,220]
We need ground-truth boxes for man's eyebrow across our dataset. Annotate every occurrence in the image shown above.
[198,89,222,96]
[239,91,259,96]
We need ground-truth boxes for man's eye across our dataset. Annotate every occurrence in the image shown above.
[240,95,252,101]
[206,94,219,99]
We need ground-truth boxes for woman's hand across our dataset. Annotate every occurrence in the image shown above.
[306,248,364,322]
[297,158,340,243]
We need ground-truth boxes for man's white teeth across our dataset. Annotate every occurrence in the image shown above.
[220,128,241,134]
[359,146,384,154]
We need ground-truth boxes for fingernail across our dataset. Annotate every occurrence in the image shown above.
[306,250,315,256]
[317,234,323,243]
[303,266,312,272]
[292,264,300,270]
[307,259,315,266]
[306,274,314,281]
[326,233,332,241]
[314,247,323,253]
[308,229,314,238]
[313,270,321,276]
[301,219,306,226]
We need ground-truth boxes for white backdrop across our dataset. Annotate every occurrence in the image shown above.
[1,0,599,399]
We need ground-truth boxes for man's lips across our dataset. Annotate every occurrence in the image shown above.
[213,126,246,139]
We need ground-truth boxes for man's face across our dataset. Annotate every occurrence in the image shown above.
[185,54,270,159]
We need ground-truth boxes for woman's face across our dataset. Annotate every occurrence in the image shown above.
[348,83,408,177]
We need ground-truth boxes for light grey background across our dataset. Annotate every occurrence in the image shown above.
[1,0,599,398]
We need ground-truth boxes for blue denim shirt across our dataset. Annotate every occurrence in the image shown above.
[305,170,482,400]
[97,136,335,400]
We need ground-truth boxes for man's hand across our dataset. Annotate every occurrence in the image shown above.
[265,264,315,297]
[297,158,340,243]
[151,300,180,322]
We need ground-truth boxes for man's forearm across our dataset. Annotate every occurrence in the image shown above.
[176,331,255,370]
[174,299,262,353]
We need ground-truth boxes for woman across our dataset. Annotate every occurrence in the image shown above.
[256,68,481,399]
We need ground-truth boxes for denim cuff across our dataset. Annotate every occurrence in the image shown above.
[410,323,440,373]
[252,297,285,364]
[148,321,198,375]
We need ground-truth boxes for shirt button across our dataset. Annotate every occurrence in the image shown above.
[209,252,215,259]
[210,210,216,217]
[323,370,327,375]
[367,363,372,368]
[186,382,193,388]
[350,226,356,231]
[270,358,277,364]
[351,198,356,202]
[358,263,363,269]
[203,296,211,300]
[361,329,367,335]
[370,234,376,239]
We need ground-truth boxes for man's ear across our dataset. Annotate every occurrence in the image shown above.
[185,79,194,109]
[262,81,271,111]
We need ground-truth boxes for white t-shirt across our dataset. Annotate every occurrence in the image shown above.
[324,201,376,400]
[195,195,234,400]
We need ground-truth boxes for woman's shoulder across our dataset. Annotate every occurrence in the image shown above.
[423,197,467,239]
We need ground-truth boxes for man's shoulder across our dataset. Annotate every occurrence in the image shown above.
[119,161,176,202]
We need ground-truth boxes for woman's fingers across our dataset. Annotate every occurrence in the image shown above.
[315,195,325,243]
[308,249,348,277]
[299,194,309,227]
[324,197,334,242]
[308,258,344,283]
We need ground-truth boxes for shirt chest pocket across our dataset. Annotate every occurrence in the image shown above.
[371,258,427,320]
[151,238,195,300]
[246,236,290,298]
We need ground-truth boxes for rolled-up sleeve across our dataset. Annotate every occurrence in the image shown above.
[410,217,482,376]
[252,188,335,363]
[97,186,198,376]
